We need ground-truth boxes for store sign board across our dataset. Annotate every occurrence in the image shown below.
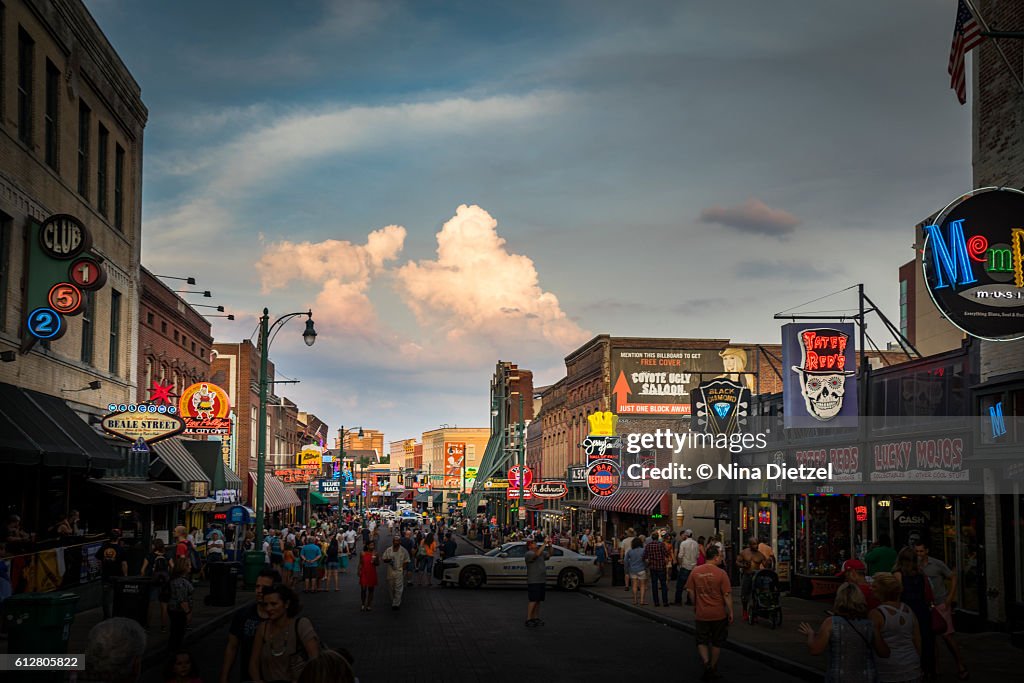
[694,379,750,435]
[567,465,588,486]
[531,482,568,499]
[318,479,341,496]
[791,445,862,482]
[869,437,969,482]
[178,383,232,436]
[782,323,858,428]
[507,465,533,491]
[483,478,509,490]
[587,461,621,497]
[101,409,185,444]
[296,445,324,467]
[921,187,1024,341]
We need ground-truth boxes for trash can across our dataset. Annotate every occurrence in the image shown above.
[206,562,240,607]
[2,592,79,655]
[243,550,266,589]
[113,577,152,627]
[611,556,625,586]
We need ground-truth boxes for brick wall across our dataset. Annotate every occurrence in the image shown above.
[973,0,1024,189]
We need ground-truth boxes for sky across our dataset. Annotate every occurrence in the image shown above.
[84,0,976,447]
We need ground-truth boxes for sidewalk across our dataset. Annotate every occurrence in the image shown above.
[0,580,251,673]
[455,534,1024,680]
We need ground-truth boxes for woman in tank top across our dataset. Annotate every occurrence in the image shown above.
[869,572,922,683]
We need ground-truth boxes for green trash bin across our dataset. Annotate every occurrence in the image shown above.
[2,592,79,655]
[243,550,266,588]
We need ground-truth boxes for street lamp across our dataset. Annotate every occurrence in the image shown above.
[253,308,316,545]
[338,426,366,513]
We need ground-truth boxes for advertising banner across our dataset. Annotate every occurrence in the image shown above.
[693,378,750,435]
[444,442,466,489]
[921,187,1024,341]
[611,347,755,417]
[179,382,232,436]
[782,323,858,428]
[791,444,863,483]
[869,436,969,482]
[318,479,341,497]
[296,445,324,467]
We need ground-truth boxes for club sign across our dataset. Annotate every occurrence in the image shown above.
[922,187,1024,341]
[531,482,568,499]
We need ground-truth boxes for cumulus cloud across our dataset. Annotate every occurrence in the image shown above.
[698,198,800,237]
[395,205,590,349]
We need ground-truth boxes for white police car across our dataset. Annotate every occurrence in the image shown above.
[440,542,600,591]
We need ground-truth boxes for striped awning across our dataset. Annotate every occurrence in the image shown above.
[152,438,211,487]
[590,488,667,515]
[249,472,301,512]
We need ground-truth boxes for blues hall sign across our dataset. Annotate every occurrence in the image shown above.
[922,187,1024,341]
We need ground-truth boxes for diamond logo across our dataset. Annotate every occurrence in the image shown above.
[713,402,732,419]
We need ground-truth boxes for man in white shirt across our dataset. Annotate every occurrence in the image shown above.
[381,536,411,610]
[674,529,700,605]
[620,529,636,592]
[344,529,357,556]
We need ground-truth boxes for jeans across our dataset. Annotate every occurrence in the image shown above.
[674,567,692,603]
[740,572,754,610]
[650,569,668,605]
[101,581,116,619]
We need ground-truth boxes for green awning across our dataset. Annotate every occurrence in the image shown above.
[310,490,330,506]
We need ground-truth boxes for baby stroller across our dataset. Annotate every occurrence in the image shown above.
[747,569,782,628]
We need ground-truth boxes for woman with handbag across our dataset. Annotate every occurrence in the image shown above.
[798,582,890,682]
[893,547,936,680]
[249,583,320,683]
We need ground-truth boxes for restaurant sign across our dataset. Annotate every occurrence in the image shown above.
[531,482,568,499]
[179,382,232,436]
[792,445,862,483]
[101,407,185,444]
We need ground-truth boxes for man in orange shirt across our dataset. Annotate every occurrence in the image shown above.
[685,545,734,681]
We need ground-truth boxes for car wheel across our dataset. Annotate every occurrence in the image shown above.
[459,565,485,589]
[558,568,582,591]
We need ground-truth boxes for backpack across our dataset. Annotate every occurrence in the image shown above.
[152,554,170,582]
[186,541,202,573]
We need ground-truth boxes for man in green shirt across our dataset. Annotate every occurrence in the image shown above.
[864,533,897,576]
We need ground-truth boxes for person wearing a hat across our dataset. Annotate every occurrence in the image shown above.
[837,558,879,611]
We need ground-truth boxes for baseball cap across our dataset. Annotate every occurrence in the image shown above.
[836,559,866,576]
[684,529,693,537]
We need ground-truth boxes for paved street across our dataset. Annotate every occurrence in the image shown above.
[142,533,802,682]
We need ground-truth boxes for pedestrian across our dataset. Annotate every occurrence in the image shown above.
[620,528,636,593]
[400,530,416,586]
[167,558,194,653]
[696,536,707,566]
[525,535,553,627]
[869,572,922,683]
[96,531,127,620]
[249,584,320,683]
[685,544,734,681]
[219,568,280,683]
[624,537,648,606]
[674,529,699,606]
[915,540,968,680]
[140,538,171,631]
[736,536,767,622]
[207,529,226,563]
[324,537,341,591]
[297,649,356,683]
[864,534,897,577]
[382,535,411,610]
[893,546,936,680]
[757,536,775,570]
[299,537,323,594]
[358,541,380,611]
[594,534,608,578]
[85,617,147,683]
[164,650,202,683]
[269,531,284,573]
[418,532,437,586]
[643,528,669,607]
[837,558,880,611]
[798,582,890,682]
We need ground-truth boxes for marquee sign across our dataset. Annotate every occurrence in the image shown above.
[922,187,1024,341]
[531,482,568,499]
[693,378,749,435]
[587,461,620,497]
[101,408,186,444]
[782,323,858,428]
[179,382,232,436]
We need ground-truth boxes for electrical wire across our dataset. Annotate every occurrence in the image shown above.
[774,284,859,316]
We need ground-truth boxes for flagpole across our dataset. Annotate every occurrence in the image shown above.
[964,0,1024,96]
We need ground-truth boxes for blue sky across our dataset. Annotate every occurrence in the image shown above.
[85,0,975,445]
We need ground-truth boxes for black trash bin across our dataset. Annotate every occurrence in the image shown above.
[113,577,153,627]
[2,592,79,655]
[611,556,625,586]
[206,562,240,607]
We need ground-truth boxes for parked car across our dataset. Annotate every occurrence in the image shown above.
[440,542,599,591]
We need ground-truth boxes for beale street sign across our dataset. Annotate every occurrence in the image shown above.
[101,408,186,444]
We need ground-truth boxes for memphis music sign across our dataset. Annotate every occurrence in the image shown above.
[922,187,1024,341]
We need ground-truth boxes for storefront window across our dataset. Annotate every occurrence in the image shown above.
[956,497,982,614]
[805,495,851,576]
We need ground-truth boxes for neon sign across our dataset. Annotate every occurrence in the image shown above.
[989,401,1008,439]
[922,187,1024,341]
[855,505,868,522]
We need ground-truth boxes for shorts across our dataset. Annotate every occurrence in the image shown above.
[271,553,284,565]
[630,570,647,581]
[695,619,729,647]
[303,566,318,580]
[527,583,546,602]
[327,561,340,570]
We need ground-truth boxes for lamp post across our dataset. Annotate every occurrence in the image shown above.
[253,308,317,544]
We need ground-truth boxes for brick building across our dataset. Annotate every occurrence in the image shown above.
[210,341,272,482]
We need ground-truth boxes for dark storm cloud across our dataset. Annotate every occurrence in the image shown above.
[699,198,800,237]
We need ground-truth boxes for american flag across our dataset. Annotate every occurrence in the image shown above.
[948,0,984,104]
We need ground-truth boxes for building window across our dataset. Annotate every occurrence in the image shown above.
[80,290,95,364]
[44,59,59,169]
[174,330,179,342]
[97,124,108,216]
[146,311,154,325]
[114,144,125,231]
[191,341,196,353]
[161,320,167,333]
[181,335,188,348]
[108,289,121,375]
[17,27,33,146]
[0,213,10,331]
[77,101,90,198]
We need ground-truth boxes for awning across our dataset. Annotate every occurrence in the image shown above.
[414,491,442,503]
[399,490,416,501]
[310,491,330,506]
[0,383,125,468]
[249,472,301,512]
[180,440,241,491]
[590,488,668,515]
[188,497,219,512]
[89,480,192,505]
[224,465,242,490]
[152,438,212,487]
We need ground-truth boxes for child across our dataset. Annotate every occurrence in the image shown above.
[164,650,202,683]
